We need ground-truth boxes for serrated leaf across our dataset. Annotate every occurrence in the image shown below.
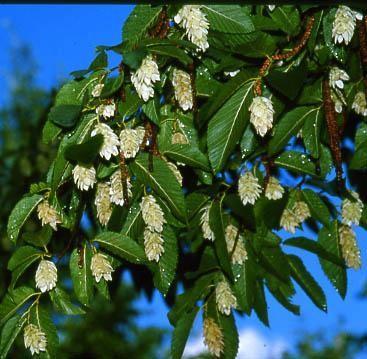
[283,237,344,266]
[150,45,193,66]
[253,280,269,326]
[64,134,103,164]
[51,114,96,194]
[88,51,108,71]
[122,5,162,45]
[0,287,36,326]
[100,73,124,98]
[207,79,254,172]
[275,151,317,176]
[209,200,233,280]
[7,194,43,243]
[302,189,331,227]
[234,31,277,58]
[302,107,323,159]
[152,226,178,295]
[70,244,93,307]
[130,153,186,221]
[202,5,254,33]
[48,104,82,128]
[269,5,300,36]
[269,106,317,155]
[7,246,42,288]
[94,231,146,264]
[142,98,160,126]
[0,315,26,358]
[287,254,327,311]
[171,307,199,359]
[118,88,142,119]
[49,287,85,315]
[232,255,256,314]
[350,142,367,169]
[318,221,347,299]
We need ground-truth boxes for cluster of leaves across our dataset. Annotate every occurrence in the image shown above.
[2,4,367,358]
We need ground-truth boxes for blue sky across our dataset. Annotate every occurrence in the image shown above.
[1,5,367,358]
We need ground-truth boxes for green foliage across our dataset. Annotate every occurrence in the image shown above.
[3,4,367,358]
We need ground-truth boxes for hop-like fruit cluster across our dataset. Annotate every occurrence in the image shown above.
[225,224,247,265]
[339,225,361,269]
[200,204,214,241]
[215,280,237,315]
[119,127,145,159]
[280,201,311,233]
[72,164,97,191]
[174,5,209,52]
[131,55,160,102]
[265,176,284,200]
[141,195,166,261]
[238,171,262,206]
[352,91,367,116]
[249,96,274,137]
[35,259,57,293]
[172,68,193,111]
[91,122,119,160]
[24,324,47,355]
[91,252,114,282]
[203,317,224,358]
[95,182,113,226]
[37,200,61,231]
[109,170,132,206]
[341,191,363,226]
[332,5,362,45]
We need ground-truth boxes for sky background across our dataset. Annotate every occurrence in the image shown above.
[1,5,367,358]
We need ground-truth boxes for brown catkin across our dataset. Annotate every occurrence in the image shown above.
[322,79,344,189]
[119,152,130,207]
[254,16,315,96]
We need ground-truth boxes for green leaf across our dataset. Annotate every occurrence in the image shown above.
[350,142,367,169]
[130,153,186,221]
[7,246,42,288]
[94,231,146,264]
[232,254,256,314]
[122,5,162,45]
[298,78,323,105]
[266,62,306,100]
[7,194,43,243]
[70,244,94,307]
[287,254,327,311]
[30,306,59,358]
[234,31,277,58]
[318,222,347,299]
[275,151,317,176]
[100,73,124,98]
[88,51,108,70]
[269,106,317,155]
[51,114,96,194]
[302,189,331,227]
[209,200,233,280]
[142,98,160,126]
[202,5,254,33]
[218,313,239,359]
[152,226,178,295]
[302,107,323,159]
[207,79,253,172]
[64,134,103,164]
[283,237,344,266]
[161,146,210,171]
[0,287,36,326]
[42,120,62,145]
[253,280,269,326]
[240,125,260,159]
[198,70,253,126]
[0,315,26,358]
[171,307,199,359]
[150,45,193,66]
[117,88,142,119]
[48,104,82,128]
[49,287,85,315]
[269,5,300,36]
